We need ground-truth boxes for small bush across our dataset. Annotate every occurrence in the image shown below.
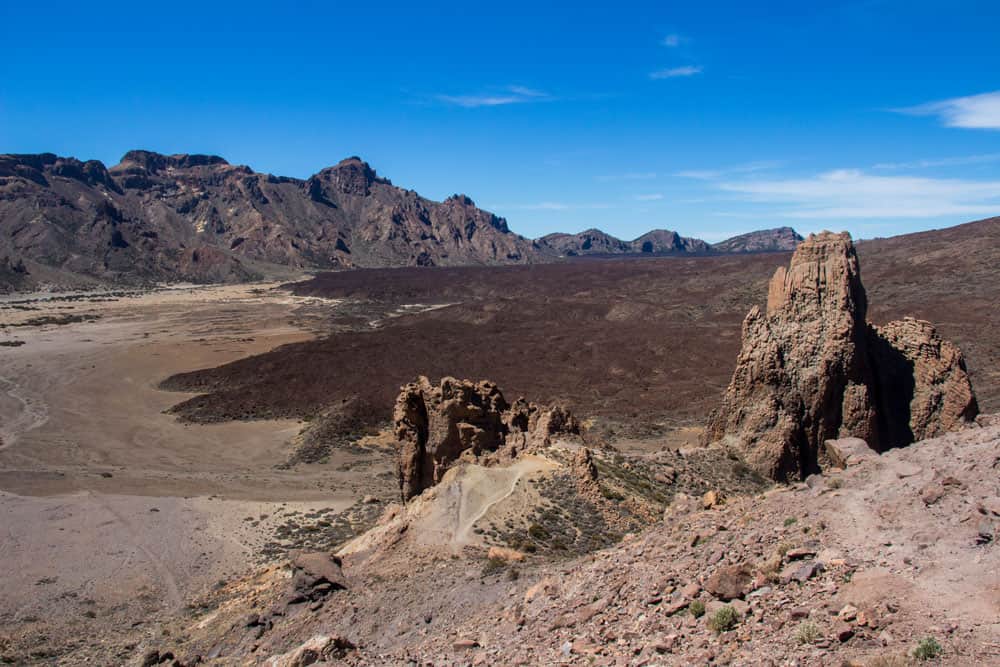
[688,600,705,618]
[913,637,942,661]
[794,622,820,645]
[707,605,739,633]
[527,523,550,541]
[783,517,798,527]
[866,654,912,667]
[481,557,506,577]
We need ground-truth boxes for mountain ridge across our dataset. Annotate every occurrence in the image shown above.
[1,150,800,290]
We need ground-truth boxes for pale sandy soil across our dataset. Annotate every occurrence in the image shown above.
[0,283,393,661]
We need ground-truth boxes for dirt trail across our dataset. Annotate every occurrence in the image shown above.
[0,374,49,452]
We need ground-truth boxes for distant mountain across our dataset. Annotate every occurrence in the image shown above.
[537,228,710,257]
[0,151,539,287]
[0,149,803,290]
[711,227,803,253]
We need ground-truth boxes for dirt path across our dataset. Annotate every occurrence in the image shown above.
[0,374,49,452]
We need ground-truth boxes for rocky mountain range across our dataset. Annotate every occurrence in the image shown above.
[0,150,801,290]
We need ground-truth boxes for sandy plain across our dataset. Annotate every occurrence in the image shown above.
[0,283,394,657]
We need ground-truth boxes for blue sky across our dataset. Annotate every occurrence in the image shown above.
[2,0,999,241]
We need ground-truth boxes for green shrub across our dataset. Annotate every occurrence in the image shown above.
[527,523,550,541]
[913,637,942,661]
[783,517,798,527]
[688,600,705,618]
[707,605,739,633]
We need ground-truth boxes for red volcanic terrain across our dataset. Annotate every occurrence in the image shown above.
[162,217,1000,444]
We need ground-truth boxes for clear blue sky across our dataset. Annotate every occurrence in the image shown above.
[2,0,999,241]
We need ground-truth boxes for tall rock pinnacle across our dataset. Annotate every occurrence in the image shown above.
[706,231,978,481]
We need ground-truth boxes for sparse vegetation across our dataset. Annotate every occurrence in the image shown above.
[794,622,820,645]
[912,637,942,661]
[707,605,739,633]
[481,557,507,577]
[783,517,798,527]
[865,653,913,667]
[688,600,705,618]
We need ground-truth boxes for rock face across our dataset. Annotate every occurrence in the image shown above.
[393,376,579,501]
[706,231,977,480]
[0,151,540,286]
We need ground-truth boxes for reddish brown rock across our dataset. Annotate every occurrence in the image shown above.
[704,565,754,601]
[393,376,578,500]
[706,232,978,480]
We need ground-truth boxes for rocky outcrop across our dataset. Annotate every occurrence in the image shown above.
[706,231,977,480]
[870,317,979,443]
[393,376,579,501]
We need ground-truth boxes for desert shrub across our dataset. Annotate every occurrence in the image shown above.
[481,557,506,577]
[688,600,706,618]
[707,605,739,633]
[912,637,942,661]
[528,523,550,541]
[783,517,798,527]
[795,622,820,645]
[865,653,912,667]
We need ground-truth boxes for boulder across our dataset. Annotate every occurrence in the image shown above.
[704,565,753,601]
[288,551,347,603]
[824,437,875,469]
[706,232,978,481]
[264,635,355,666]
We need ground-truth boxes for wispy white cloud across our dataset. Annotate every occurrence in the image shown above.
[894,91,1000,130]
[634,193,664,201]
[676,160,783,180]
[719,169,1000,219]
[649,65,702,80]
[872,153,1000,170]
[436,85,551,108]
[661,33,682,47]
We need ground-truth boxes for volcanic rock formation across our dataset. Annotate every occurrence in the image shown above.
[706,231,977,480]
[393,376,579,501]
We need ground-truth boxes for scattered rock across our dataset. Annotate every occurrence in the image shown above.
[920,483,945,505]
[781,560,825,584]
[264,635,355,666]
[702,490,724,509]
[824,438,874,468]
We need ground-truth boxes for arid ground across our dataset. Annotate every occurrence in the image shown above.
[0,218,998,664]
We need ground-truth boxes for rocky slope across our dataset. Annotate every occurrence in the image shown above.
[711,227,803,253]
[54,417,997,666]
[0,150,804,290]
[706,232,977,481]
[0,151,539,287]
